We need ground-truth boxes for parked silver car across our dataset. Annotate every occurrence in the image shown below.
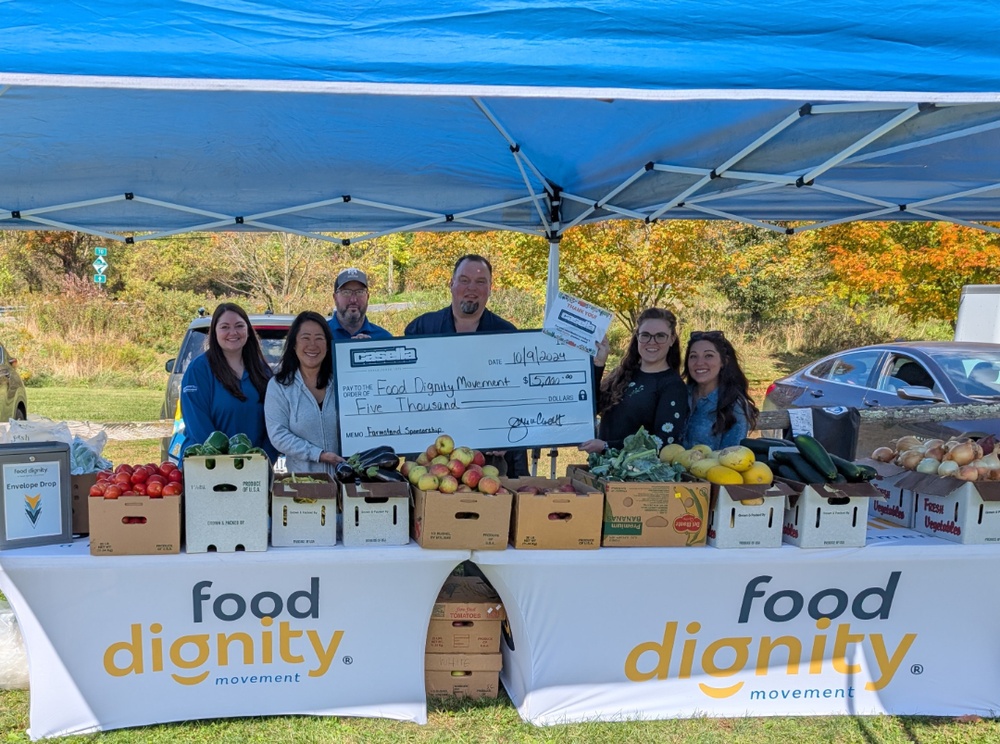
[0,341,27,421]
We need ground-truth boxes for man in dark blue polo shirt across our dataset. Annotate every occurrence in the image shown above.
[404,254,527,475]
[328,268,393,341]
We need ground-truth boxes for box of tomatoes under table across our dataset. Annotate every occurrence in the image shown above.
[88,463,183,555]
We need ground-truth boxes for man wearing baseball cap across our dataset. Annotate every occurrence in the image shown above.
[328,268,393,341]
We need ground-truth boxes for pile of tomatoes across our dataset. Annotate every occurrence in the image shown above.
[88,462,183,499]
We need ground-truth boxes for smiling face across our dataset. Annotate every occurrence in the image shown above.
[214,310,249,355]
[450,259,492,317]
[635,318,674,370]
[686,339,724,391]
[294,320,328,372]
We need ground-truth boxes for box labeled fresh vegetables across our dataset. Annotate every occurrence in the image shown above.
[859,458,914,527]
[900,471,1000,544]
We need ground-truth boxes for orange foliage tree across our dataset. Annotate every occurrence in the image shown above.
[804,222,1000,324]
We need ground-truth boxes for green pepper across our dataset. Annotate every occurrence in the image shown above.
[229,433,252,451]
[200,444,221,457]
[183,445,203,458]
[204,430,230,454]
[229,442,251,455]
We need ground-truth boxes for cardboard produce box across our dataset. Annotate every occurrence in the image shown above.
[341,480,410,547]
[706,480,796,549]
[71,472,97,535]
[427,575,506,654]
[901,471,1000,544]
[566,465,709,547]
[503,476,603,549]
[860,459,914,527]
[89,494,181,555]
[426,618,503,653]
[411,487,511,550]
[184,454,270,553]
[271,473,337,548]
[431,575,507,622]
[780,479,883,548]
[425,653,502,699]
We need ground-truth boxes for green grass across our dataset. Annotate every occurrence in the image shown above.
[28,387,165,423]
[0,689,997,742]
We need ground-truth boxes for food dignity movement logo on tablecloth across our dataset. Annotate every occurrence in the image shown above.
[624,572,916,700]
[102,578,345,686]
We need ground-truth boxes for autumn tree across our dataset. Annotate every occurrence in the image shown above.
[558,220,712,330]
[806,222,1000,324]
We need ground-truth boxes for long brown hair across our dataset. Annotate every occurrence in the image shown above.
[598,308,681,416]
[683,330,759,434]
[206,302,272,401]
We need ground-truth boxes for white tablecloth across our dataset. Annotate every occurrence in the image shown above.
[473,523,1000,725]
[0,539,468,739]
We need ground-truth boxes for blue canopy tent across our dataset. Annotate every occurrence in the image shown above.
[2,0,1000,302]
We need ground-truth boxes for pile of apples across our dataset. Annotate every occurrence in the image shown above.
[88,462,184,499]
[401,434,508,495]
[872,434,999,481]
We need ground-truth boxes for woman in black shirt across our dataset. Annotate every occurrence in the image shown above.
[580,308,689,452]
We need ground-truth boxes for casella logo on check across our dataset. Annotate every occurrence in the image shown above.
[103,578,346,686]
[624,572,916,698]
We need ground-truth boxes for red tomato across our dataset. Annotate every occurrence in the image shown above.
[133,482,148,495]
[114,464,134,476]
[146,463,160,473]
[158,462,177,478]
[146,474,167,487]
[121,490,136,497]
[104,485,122,499]
[89,483,107,497]
[161,483,181,497]
[130,468,149,484]
[167,469,183,484]
[114,472,131,486]
[146,480,163,497]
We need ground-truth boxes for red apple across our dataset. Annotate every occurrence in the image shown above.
[461,469,482,488]
[472,450,486,467]
[447,459,466,478]
[407,465,428,486]
[439,475,459,493]
[417,473,440,492]
[481,465,500,478]
[478,476,501,495]
[428,463,451,478]
[452,447,474,466]
[425,444,439,460]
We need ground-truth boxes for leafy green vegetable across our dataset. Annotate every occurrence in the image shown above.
[588,426,685,482]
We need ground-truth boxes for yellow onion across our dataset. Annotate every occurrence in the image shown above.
[894,436,924,452]
[922,445,945,461]
[871,447,895,463]
[957,465,980,481]
[922,439,945,451]
[989,468,1000,481]
[946,441,978,467]
[897,450,924,470]
[937,460,960,477]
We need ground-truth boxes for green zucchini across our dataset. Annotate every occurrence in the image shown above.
[773,449,828,484]
[741,437,796,457]
[793,435,838,481]
[829,453,871,483]
[776,464,802,482]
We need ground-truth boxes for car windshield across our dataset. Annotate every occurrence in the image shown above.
[175,327,288,377]
[924,348,1000,399]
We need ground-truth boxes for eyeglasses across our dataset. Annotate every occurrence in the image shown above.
[336,288,368,298]
[637,332,670,344]
[690,330,725,341]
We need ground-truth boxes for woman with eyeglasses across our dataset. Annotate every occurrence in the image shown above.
[265,311,345,476]
[682,330,759,449]
[579,308,689,453]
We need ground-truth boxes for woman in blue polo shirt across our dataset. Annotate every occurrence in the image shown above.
[179,302,277,462]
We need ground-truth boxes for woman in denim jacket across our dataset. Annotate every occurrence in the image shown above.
[682,330,758,450]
